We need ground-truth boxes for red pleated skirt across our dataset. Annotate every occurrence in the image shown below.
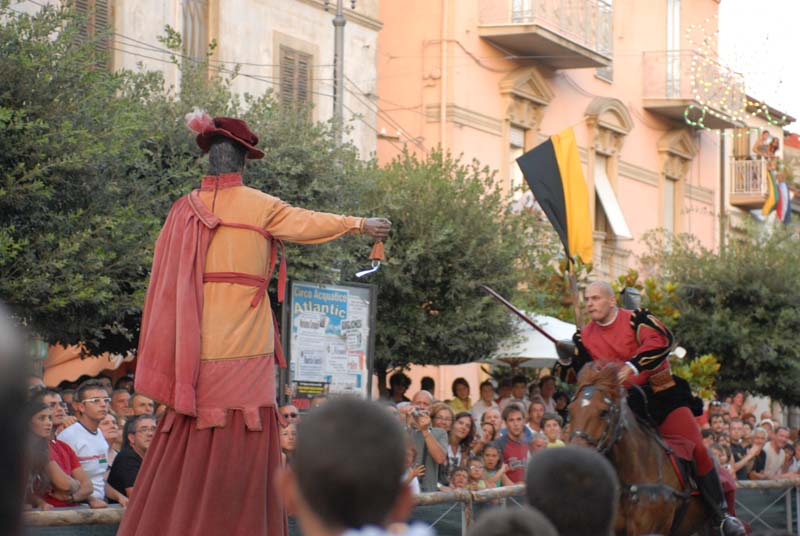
[117,406,287,536]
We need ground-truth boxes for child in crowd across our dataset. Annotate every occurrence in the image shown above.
[481,444,513,487]
[403,443,425,494]
[542,413,565,448]
[446,467,469,490]
[465,456,487,491]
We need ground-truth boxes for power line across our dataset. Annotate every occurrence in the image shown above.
[344,76,427,151]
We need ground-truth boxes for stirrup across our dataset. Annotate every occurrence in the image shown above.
[719,514,746,536]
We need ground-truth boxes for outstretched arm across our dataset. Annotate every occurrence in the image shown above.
[263,198,391,244]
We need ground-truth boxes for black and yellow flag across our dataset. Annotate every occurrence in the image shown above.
[516,127,592,263]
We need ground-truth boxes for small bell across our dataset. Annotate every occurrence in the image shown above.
[355,242,384,278]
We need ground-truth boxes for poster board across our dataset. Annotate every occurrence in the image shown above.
[284,281,377,401]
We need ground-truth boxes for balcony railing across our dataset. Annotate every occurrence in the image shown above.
[730,158,769,209]
[642,50,745,129]
[477,0,612,69]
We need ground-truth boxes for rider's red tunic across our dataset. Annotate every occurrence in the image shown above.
[579,308,715,475]
[579,308,671,387]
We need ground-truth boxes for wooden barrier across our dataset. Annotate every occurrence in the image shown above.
[22,479,800,527]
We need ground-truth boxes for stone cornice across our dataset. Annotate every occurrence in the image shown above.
[685,184,714,204]
[296,0,383,32]
[425,104,503,136]
[618,160,660,186]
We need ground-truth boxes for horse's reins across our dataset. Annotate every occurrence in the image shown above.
[570,380,693,536]
[569,384,626,455]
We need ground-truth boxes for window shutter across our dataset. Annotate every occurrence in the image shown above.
[93,0,110,57]
[296,54,310,104]
[280,46,312,108]
[281,47,297,107]
[71,0,110,68]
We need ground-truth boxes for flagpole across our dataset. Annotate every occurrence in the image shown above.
[566,252,584,327]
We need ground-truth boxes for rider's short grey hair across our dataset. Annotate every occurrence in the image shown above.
[586,281,615,297]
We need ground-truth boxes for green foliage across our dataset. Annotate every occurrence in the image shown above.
[611,269,681,330]
[670,353,720,400]
[523,256,591,324]
[0,5,370,354]
[641,226,800,405]
[360,149,557,377]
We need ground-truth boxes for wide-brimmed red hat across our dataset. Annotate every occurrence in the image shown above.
[185,109,265,160]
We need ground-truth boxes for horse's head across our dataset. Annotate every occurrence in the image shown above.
[568,362,625,453]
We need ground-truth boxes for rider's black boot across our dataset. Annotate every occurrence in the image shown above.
[696,469,746,536]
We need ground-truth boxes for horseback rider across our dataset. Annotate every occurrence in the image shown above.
[554,281,745,536]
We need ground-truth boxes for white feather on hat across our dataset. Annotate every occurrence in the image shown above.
[185,108,214,134]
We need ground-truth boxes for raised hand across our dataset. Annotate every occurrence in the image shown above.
[364,218,391,240]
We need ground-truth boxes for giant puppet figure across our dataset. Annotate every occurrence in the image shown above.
[117,112,391,536]
[555,282,745,536]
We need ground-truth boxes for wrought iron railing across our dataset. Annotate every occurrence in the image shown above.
[731,158,769,196]
[478,0,613,57]
[642,50,746,120]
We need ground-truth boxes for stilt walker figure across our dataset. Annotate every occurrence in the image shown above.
[117,111,391,536]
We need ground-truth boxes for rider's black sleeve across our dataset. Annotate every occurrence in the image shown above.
[553,330,593,384]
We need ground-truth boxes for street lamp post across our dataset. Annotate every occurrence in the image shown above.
[325,0,355,147]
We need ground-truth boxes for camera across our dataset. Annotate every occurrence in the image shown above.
[411,408,428,418]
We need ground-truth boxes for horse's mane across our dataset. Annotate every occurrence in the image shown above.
[576,361,623,399]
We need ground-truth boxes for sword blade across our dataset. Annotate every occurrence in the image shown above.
[480,285,559,344]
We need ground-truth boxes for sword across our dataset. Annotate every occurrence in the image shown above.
[481,285,558,343]
[481,285,576,365]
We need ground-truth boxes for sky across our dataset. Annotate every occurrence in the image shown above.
[719,0,800,127]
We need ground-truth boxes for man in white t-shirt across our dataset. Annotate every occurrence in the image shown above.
[763,426,795,478]
[57,379,111,506]
[471,380,499,423]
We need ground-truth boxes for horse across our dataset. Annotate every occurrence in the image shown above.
[567,362,710,536]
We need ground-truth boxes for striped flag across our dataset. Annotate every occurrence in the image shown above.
[762,169,779,216]
[516,127,593,263]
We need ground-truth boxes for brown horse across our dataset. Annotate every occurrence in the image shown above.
[567,362,710,536]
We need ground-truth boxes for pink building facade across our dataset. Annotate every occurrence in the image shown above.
[376,0,791,279]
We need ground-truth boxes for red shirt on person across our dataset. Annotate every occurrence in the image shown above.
[44,439,81,507]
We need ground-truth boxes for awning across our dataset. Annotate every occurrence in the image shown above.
[43,344,134,387]
[595,163,633,239]
[484,313,576,369]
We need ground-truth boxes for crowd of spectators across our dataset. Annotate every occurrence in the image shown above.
[372,373,800,496]
[353,373,575,494]
[21,364,800,536]
[23,374,158,511]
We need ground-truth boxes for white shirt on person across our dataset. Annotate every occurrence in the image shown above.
[471,399,498,423]
[763,442,786,477]
[57,421,109,499]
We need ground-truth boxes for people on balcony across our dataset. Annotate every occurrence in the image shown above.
[753,129,771,159]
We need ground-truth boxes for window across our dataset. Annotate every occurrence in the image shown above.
[663,177,676,232]
[72,0,111,63]
[665,0,681,98]
[596,0,613,81]
[280,46,312,107]
[183,0,209,63]
[511,0,533,23]
[509,126,526,199]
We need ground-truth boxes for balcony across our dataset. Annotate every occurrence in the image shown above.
[477,0,612,69]
[642,51,745,129]
[730,159,769,209]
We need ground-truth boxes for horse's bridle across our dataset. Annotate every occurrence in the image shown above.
[569,384,625,455]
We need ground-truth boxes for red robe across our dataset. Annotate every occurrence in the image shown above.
[119,174,364,536]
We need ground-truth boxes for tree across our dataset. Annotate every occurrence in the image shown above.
[0,5,169,353]
[0,5,373,355]
[360,150,558,393]
[641,226,800,405]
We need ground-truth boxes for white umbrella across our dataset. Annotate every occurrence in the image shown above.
[485,313,576,369]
